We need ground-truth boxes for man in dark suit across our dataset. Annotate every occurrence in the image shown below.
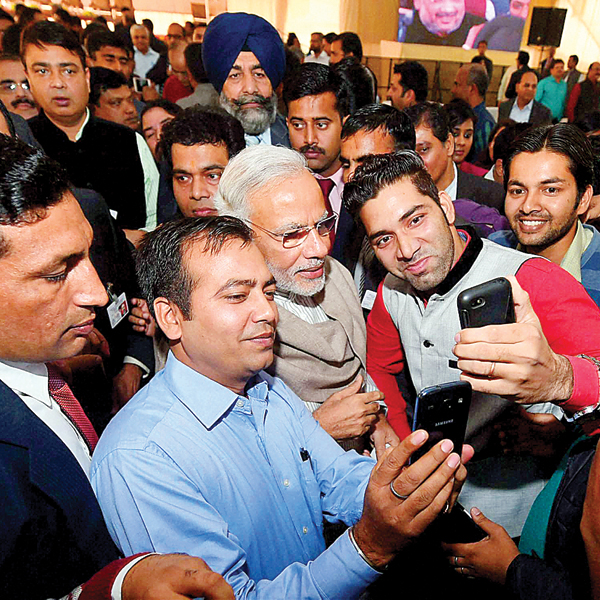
[201,12,290,148]
[0,134,234,600]
[498,70,552,126]
[405,101,505,213]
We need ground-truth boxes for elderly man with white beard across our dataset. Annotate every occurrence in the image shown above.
[202,12,290,148]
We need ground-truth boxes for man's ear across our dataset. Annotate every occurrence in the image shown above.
[577,185,594,217]
[153,297,183,342]
[404,88,416,105]
[84,66,91,96]
[438,190,456,226]
[495,158,504,180]
[445,132,455,157]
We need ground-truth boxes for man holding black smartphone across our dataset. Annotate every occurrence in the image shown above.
[344,151,600,539]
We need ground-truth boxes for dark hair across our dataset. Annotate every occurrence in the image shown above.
[504,124,594,200]
[184,42,208,83]
[286,32,299,47]
[160,106,246,169]
[343,151,440,220]
[331,57,375,113]
[517,51,530,67]
[493,121,530,166]
[86,29,130,58]
[575,111,600,135]
[341,103,416,151]
[21,21,86,69]
[141,98,183,121]
[283,62,350,119]
[393,61,428,103]
[136,216,254,320]
[404,101,450,144]
[89,67,128,106]
[513,68,538,87]
[445,98,477,129]
[550,58,564,69]
[324,32,337,44]
[18,7,42,28]
[54,7,70,23]
[141,18,154,33]
[334,32,362,61]
[2,24,22,55]
[569,54,579,66]
[0,9,14,24]
[588,135,600,196]
[0,135,70,257]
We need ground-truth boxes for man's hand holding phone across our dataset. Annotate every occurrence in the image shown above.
[351,430,474,571]
[453,276,573,405]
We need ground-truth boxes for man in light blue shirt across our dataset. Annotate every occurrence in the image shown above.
[535,59,568,121]
[91,216,468,599]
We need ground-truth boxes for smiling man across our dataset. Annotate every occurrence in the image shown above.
[91,214,468,599]
[216,145,398,454]
[344,150,600,537]
[202,12,290,147]
[405,0,484,47]
[491,123,600,307]
[24,21,159,234]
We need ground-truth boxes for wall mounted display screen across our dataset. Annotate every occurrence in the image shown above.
[398,0,532,52]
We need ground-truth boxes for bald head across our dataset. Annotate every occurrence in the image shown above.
[169,40,190,87]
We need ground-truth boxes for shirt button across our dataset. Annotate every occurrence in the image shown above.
[303,526,308,534]
[236,399,244,408]
[283,479,290,487]
[423,340,434,348]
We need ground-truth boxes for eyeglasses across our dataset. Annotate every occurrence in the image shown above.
[0,81,29,93]
[246,213,337,248]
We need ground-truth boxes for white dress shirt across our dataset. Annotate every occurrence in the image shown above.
[133,47,159,79]
[305,52,330,65]
[444,162,459,201]
[509,98,534,123]
[0,360,91,475]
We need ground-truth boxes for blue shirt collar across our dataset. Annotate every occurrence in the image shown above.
[162,352,270,429]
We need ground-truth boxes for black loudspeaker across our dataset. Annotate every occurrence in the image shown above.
[527,7,567,47]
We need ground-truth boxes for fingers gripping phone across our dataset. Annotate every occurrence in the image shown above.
[411,381,472,463]
[457,277,515,329]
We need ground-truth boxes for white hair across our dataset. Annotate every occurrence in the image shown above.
[214,145,309,221]
[130,24,149,36]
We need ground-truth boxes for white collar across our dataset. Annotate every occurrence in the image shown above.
[0,361,51,407]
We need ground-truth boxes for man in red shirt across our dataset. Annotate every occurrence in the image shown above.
[343,150,600,537]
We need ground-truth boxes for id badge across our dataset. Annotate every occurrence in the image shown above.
[106,283,129,329]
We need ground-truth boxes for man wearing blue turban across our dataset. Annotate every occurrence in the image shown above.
[202,12,290,148]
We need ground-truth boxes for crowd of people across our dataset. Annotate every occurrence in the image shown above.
[0,4,600,600]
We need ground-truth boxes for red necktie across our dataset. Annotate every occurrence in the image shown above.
[316,177,335,215]
[47,363,99,452]
[316,177,336,249]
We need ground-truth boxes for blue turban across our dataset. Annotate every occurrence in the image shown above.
[202,12,285,93]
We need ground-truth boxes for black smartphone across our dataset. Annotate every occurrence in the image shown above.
[133,77,150,93]
[433,502,487,544]
[411,381,472,463]
[457,277,515,329]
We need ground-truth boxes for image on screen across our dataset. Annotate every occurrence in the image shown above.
[399,0,532,52]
